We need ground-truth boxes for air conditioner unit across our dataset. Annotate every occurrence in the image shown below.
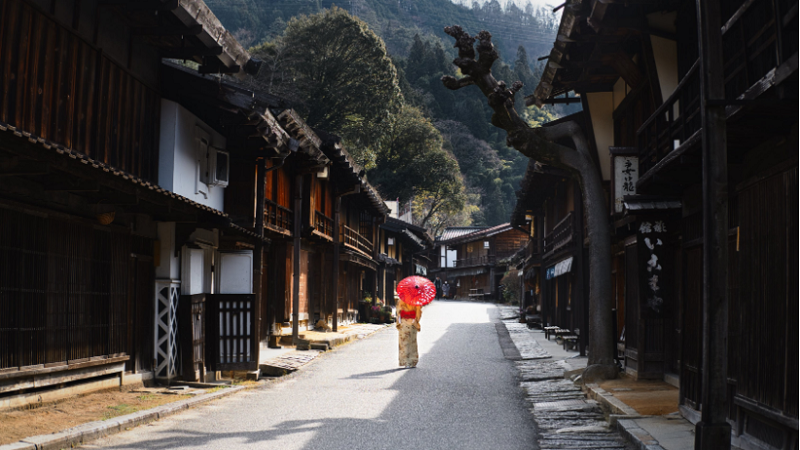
[207,146,230,187]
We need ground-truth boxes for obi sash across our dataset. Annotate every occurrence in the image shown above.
[399,310,416,319]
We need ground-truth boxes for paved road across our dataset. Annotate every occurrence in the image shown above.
[86,301,538,450]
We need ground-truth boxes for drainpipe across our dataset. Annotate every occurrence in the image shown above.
[331,184,360,332]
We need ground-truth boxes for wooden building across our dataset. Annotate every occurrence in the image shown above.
[317,133,389,329]
[432,224,528,301]
[511,153,589,355]
[378,216,434,305]
[0,0,261,400]
[532,0,797,447]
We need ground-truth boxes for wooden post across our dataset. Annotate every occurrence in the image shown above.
[372,217,378,306]
[253,158,266,357]
[332,196,341,332]
[695,0,731,447]
[573,180,588,356]
[292,173,302,345]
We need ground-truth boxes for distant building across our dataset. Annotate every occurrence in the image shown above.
[431,224,528,301]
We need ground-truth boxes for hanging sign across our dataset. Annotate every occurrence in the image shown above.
[545,256,573,280]
[614,156,638,213]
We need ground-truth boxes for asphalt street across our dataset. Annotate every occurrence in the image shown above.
[85,301,539,450]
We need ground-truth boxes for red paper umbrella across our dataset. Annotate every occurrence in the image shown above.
[396,276,436,306]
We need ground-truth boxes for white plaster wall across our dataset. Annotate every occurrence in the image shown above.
[217,251,254,294]
[182,247,207,295]
[651,35,679,105]
[159,100,226,211]
[586,92,615,181]
[156,222,181,281]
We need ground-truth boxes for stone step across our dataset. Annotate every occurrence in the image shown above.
[259,350,321,377]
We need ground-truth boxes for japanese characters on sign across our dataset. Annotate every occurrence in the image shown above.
[638,220,667,313]
[614,156,639,213]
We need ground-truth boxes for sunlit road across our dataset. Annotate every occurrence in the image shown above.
[85,301,538,450]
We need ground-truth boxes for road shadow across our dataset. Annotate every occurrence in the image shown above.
[96,305,535,450]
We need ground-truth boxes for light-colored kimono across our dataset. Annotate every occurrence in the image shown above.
[398,318,419,367]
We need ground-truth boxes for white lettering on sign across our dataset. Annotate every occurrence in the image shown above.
[614,156,639,213]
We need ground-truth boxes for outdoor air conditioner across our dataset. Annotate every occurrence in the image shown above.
[207,146,230,187]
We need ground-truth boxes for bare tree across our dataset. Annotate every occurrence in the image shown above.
[441,26,616,380]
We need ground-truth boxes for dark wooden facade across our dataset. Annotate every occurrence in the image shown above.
[534,0,797,447]
[0,0,260,395]
[511,159,589,354]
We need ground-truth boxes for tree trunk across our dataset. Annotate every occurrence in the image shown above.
[441,26,616,376]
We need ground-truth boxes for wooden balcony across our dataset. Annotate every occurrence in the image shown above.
[342,224,373,256]
[638,61,702,177]
[264,199,292,233]
[454,255,497,267]
[314,211,334,241]
[543,212,574,260]
[639,0,794,182]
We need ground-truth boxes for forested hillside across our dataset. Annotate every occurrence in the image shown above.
[209,0,573,229]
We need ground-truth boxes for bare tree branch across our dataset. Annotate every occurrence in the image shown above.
[440,26,617,377]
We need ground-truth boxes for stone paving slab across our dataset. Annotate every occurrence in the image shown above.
[503,320,551,360]
[259,350,322,376]
[497,305,520,320]
[496,305,635,450]
[516,360,572,381]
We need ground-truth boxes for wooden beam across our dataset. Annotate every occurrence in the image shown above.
[608,50,644,89]
[44,180,100,192]
[198,64,241,75]
[99,0,178,10]
[132,24,203,36]
[161,46,223,59]
[0,159,50,177]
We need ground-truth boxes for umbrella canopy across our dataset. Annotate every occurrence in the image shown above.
[397,276,436,306]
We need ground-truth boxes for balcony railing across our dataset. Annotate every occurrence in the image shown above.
[638,60,702,176]
[314,211,334,240]
[528,238,542,257]
[264,199,292,232]
[454,255,497,267]
[342,224,373,256]
[639,0,790,176]
[543,212,574,258]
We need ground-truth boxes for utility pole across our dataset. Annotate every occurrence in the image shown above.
[695,0,730,447]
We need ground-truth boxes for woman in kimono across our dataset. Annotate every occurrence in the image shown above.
[396,293,422,368]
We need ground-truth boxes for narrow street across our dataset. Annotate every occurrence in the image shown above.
[85,301,539,450]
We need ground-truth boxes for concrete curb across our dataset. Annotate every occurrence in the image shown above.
[584,383,639,416]
[616,418,666,450]
[0,385,247,450]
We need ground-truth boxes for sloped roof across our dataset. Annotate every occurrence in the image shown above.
[438,223,516,246]
[437,227,486,242]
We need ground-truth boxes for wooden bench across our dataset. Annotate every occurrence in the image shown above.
[468,288,485,300]
[562,328,580,351]
[552,328,571,342]
[525,314,542,329]
[544,326,560,340]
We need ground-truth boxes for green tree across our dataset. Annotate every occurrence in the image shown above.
[370,106,458,201]
[251,7,402,147]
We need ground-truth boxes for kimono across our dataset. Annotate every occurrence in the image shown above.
[397,309,419,367]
